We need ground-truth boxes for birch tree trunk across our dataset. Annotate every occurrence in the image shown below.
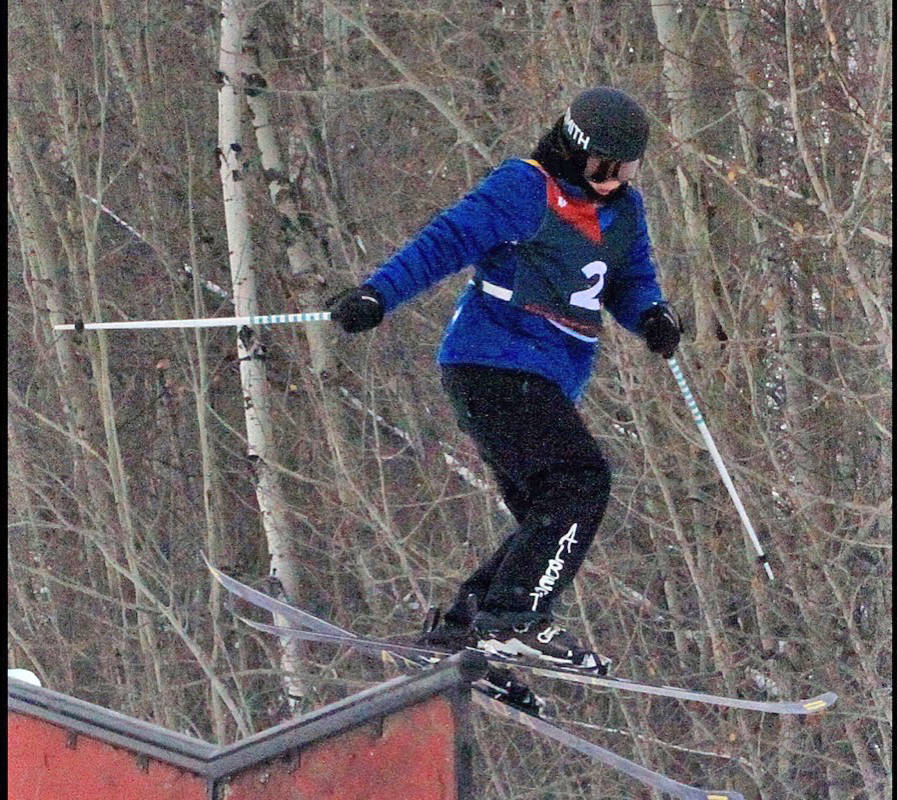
[243,29,330,373]
[242,31,355,508]
[715,3,793,788]
[649,3,749,743]
[650,0,720,348]
[218,0,305,704]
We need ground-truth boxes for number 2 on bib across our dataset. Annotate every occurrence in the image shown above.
[569,260,608,311]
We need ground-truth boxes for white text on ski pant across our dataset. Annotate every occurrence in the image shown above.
[530,523,579,612]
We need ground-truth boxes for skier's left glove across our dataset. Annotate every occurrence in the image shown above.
[640,303,681,358]
[326,285,385,333]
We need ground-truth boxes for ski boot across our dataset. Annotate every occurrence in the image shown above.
[418,606,547,716]
[473,610,611,674]
[479,664,548,717]
[417,606,476,654]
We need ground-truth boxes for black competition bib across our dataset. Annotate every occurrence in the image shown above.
[510,161,635,339]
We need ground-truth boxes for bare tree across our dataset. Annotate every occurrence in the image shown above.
[8,1,890,795]
[218,0,308,705]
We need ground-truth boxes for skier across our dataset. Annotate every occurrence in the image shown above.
[327,87,680,672]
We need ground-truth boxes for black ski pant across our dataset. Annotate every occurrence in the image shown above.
[440,365,611,626]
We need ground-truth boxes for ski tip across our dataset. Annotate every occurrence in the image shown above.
[200,553,231,588]
[801,692,838,713]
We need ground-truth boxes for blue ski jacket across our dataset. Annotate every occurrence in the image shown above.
[364,158,665,402]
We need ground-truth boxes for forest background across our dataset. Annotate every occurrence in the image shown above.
[8,1,891,798]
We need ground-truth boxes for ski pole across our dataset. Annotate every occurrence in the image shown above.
[53,311,332,332]
[667,356,775,581]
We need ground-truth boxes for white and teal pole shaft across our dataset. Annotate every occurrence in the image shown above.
[667,356,775,581]
[54,311,332,331]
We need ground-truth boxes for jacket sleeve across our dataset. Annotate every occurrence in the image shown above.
[364,159,545,312]
[601,188,665,334]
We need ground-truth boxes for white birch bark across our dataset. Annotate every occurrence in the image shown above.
[218,0,305,703]
[242,34,359,512]
[242,34,339,375]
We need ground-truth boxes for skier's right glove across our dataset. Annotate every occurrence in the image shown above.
[326,285,385,333]
[639,302,681,358]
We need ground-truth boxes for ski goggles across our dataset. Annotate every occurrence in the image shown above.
[585,157,640,184]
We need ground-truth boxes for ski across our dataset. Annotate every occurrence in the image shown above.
[205,556,835,715]
[473,691,744,800]
[202,555,544,713]
[232,615,837,717]
[237,614,444,662]
[204,555,353,636]
[204,556,836,715]
[234,611,543,714]
[525,665,837,716]
[206,557,745,800]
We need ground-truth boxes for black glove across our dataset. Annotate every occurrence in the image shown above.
[327,285,385,333]
[640,303,681,358]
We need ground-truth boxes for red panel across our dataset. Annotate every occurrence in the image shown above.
[7,713,207,800]
[223,696,459,800]
[544,175,603,244]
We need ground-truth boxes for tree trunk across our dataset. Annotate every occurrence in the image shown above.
[218,0,305,704]
[242,31,355,509]
[650,0,720,348]
[9,113,151,711]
